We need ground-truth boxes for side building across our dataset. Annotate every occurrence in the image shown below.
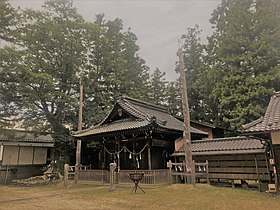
[0,129,54,184]
[242,91,280,186]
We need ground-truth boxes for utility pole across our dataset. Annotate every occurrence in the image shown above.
[74,79,83,184]
[177,43,195,185]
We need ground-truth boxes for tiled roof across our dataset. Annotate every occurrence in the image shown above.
[74,118,151,137]
[173,136,266,156]
[242,92,280,133]
[73,96,208,138]
[0,129,53,143]
[119,96,207,134]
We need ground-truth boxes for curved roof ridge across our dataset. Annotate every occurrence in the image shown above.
[119,96,169,113]
[242,117,263,130]
[193,136,250,144]
[118,99,149,120]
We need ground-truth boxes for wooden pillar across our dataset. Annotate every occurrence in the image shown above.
[103,146,106,169]
[117,140,120,171]
[254,155,261,191]
[271,144,279,188]
[148,145,152,170]
[109,163,116,192]
[64,164,69,187]
[191,160,196,186]
[206,160,210,184]
[74,81,83,184]
[178,45,194,185]
[264,154,272,183]
[117,141,120,184]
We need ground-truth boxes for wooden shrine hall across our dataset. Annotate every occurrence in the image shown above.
[73,96,208,171]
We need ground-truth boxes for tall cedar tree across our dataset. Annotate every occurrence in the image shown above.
[148,68,167,105]
[206,0,280,130]
[166,80,182,116]
[82,14,150,127]
[180,25,211,123]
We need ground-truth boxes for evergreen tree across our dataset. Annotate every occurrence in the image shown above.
[180,25,211,122]
[166,80,182,116]
[0,1,152,144]
[0,0,19,43]
[148,67,167,105]
[82,15,150,127]
[206,0,280,130]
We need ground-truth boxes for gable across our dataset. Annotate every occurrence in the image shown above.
[242,91,280,133]
[101,103,135,125]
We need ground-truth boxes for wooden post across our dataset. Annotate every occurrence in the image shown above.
[148,145,152,170]
[117,141,120,172]
[117,141,120,184]
[4,156,11,184]
[192,160,196,186]
[0,145,3,176]
[109,163,116,192]
[74,80,83,184]
[264,154,272,183]
[254,155,261,191]
[64,164,69,187]
[178,45,194,185]
[206,160,210,184]
[167,160,173,185]
[270,143,279,188]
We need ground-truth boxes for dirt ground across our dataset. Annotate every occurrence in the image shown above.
[0,181,280,210]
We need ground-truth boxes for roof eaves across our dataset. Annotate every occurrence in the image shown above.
[118,99,148,120]
[120,96,169,113]
[242,117,264,130]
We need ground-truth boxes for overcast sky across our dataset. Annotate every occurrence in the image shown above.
[11,0,221,81]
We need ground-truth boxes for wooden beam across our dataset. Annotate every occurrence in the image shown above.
[74,81,83,184]
[148,145,152,170]
[255,155,261,191]
[178,45,194,185]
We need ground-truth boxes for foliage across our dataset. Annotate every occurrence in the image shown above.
[166,80,182,116]
[205,0,280,130]
[180,25,213,123]
[0,0,19,43]
[0,0,151,162]
[148,68,168,105]
[82,14,150,127]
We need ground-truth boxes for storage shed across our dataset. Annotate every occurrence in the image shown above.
[0,129,54,184]
[242,91,280,185]
[172,136,272,184]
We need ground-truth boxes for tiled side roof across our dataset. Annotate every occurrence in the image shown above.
[173,136,266,156]
[0,129,53,143]
[73,118,150,137]
[242,92,280,133]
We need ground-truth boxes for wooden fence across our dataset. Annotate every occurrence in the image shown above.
[118,169,170,184]
[69,167,170,184]
[170,161,209,184]
[69,163,209,185]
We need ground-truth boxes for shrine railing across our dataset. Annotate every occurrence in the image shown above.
[76,169,170,184]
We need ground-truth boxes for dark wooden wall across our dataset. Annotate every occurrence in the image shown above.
[177,153,271,182]
[0,165,44,184]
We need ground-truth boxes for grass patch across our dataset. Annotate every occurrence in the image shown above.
[0,182,279,210]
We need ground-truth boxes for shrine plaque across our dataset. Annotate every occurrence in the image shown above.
[152,139,166,147]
